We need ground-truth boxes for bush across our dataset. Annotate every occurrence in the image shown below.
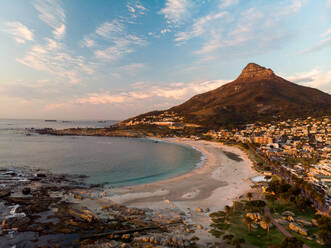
[280,237,303,248]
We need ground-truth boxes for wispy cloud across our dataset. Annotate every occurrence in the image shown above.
[94,35,146,60]
[120,63,146,75]
[17,38,94,83]
[95,20,124,39]
[159,0,192,25]
[80,37,95,48]
[219,0,239,9]
[321,28,331,37]
[285,68,331,94]
[176,0,306,60]
[175,10,228,44]
[91,19,146,61]
[301,37,331,54]
[127,0,147,18]
[61,79,226,106]
[34,0,66,39]
[3,22,34,44]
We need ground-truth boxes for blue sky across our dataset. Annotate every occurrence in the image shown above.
[0,0,330,120]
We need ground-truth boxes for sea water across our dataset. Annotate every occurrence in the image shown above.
[0,119,201,187]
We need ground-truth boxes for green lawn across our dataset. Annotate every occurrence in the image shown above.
[267,198,323,248]
[228,214,284,248]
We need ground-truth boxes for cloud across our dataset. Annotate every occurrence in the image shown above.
[94,35,146,60]
[301,37,331,54]
[81,37,95,48]
[175,0,306,61]
[285,68,331,94]
[34,0,66,39]
[127,0,147,18]
[70,79,226,105]
[3,22,34,44]
[175,10,228,44]
[120,63,146,75]
[96,20,124,39]
[92,19,146,61]
[53,23,66,39]
[159,0,192,25]
[219,0,239,9]
[328,0,331,7]
[161,28,171,34]
[17,38,94,83]
[321,28,331,37]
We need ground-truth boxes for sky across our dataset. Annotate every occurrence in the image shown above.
[0,0,330,120]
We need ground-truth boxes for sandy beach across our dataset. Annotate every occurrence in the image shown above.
[98,138,258,243]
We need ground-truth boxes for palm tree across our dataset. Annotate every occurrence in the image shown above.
[242,216,252,233]
[247,192,253,201]
[264,216,272,240]
[224,205,232,217]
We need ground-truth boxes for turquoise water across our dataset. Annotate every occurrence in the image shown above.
[0,119,201,187]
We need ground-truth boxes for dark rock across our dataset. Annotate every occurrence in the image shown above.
[36,173,46,178]
[2,217,31,230]
[0,190,10,198]
[22,187,31,195]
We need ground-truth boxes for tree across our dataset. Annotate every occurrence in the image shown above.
[242,216,252,233]
[264,216,272,240]
[280,237,303,248]
[224,205,232,217]
[247,192,253,201]
[232,238,245,248]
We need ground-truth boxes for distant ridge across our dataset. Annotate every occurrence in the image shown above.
[127,63,331,127]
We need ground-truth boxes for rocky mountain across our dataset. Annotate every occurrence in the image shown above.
[129,63,331,127]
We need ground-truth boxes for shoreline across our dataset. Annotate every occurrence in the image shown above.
[0,136,260,247]
[95,137,259,243]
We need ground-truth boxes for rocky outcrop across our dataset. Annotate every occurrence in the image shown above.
[236,63,275,82]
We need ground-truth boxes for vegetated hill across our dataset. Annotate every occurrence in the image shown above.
[125,63,331,128]
[169,63,331,127]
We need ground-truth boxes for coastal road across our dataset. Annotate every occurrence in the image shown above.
[264,207,310,248]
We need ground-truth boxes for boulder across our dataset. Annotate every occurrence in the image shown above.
[22,187,31,195]
[289,222,308,236]
[68,207,99,223]
[282,211,295,217]
[0,190,10,198]
[1,216,30,230]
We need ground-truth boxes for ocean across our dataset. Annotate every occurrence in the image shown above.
[0,119,202,187]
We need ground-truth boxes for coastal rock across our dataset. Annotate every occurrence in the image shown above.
[68,207,99,223]
[22,187,31,195]
[0,190,11,198]
[289,222,308,236]
[2,216,31,230]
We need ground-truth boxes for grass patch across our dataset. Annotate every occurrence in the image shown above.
[229,214,284,247]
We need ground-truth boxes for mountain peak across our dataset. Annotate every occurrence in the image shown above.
[236,63,275,81]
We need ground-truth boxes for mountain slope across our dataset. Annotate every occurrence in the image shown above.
[125,63,331,128]
[168,63,331,126]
